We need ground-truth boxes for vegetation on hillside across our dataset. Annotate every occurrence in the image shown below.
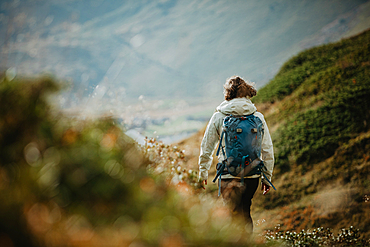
[254,29,370,171]
[246,29,370,239]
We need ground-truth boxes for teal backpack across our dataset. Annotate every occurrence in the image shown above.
[212,114,276,195]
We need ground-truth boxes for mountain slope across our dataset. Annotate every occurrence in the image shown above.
[254,28,370,170]
[179,29,370,238]
[251,29,370,237]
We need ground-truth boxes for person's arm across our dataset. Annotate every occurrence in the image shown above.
[255,112,274,189]
[199,112,222,185]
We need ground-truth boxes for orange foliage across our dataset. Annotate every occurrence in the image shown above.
[278,205,317,232]
[62,128,78,145]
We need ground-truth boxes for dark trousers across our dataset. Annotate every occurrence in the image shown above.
[220,177,259,232]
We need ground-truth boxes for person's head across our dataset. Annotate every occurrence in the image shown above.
[223,76,257,101]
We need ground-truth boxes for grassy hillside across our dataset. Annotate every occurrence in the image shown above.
[179,29,370,239]
[251,28,370,237]
[255,28,370,170]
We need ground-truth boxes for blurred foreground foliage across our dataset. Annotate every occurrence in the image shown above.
[0,75,267,247]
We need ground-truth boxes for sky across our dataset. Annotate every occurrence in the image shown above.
[1,0,370,115]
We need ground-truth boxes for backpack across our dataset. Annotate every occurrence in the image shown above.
[212,114,276,196]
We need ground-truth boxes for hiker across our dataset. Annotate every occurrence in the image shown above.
[198,75,274,233]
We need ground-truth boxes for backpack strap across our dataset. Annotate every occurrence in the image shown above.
[214,129,226,197]
[212,161,225,197]
[218,174,222,197]
[212,161,225,183]
[216,129,226,157]
[261,170,277,191]
[241,155,249,186]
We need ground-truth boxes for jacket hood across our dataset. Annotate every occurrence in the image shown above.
[216,97,257,115]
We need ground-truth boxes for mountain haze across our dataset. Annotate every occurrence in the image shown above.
[1,0,370,111]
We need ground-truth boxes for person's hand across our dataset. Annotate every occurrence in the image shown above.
[201,180,207,190]
[261,183,270,195]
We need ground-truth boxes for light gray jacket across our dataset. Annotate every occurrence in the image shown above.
[198,97,274,185]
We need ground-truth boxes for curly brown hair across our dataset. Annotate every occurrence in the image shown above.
[223,76,257,101]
